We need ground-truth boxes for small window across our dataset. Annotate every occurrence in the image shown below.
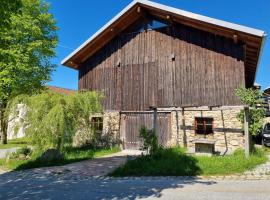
[195,117,213,134]
[125,19,168,34]
[91,117,103,133]
[148,20,167,30]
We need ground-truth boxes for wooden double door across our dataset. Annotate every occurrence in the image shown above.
[120,112,171,150]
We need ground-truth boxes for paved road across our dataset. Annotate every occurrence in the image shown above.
[0,174,270,200]
[1,151,269,200]
[0,147,18,159]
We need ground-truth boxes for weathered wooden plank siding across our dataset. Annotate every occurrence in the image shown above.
[120,112,171,149]
[79,23,245,111]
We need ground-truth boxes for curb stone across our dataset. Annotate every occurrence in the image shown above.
[1,170,270,181]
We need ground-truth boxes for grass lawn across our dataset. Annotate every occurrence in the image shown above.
[110,147,267,176]
[0,138,29,149]
[0,146,120,171]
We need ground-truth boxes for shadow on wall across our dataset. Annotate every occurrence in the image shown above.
[0,171,216,200]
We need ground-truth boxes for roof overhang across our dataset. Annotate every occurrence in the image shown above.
[61,0,266,86]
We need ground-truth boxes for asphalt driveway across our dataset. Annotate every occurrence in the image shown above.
[0,174,270,200]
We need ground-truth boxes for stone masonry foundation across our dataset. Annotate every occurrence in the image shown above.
[170,107,244,155]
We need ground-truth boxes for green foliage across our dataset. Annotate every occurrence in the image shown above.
[237,109,266,136]
[9,146,32,160]
[235,87,265,136]
[0,137,29,149]
[0,0,58,144]
[196,148,266,175]
[10,91,103,151]
[0,0,22,30]
[0,0,58,101]
[235,87,264,107]
[139,127,159,155]
[16,146,32,156]
[13,124,20,136]
[111,147,267,176]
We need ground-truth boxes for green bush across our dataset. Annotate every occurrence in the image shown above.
[16,146,31,156]
[9,146,32,160]
[139,126,159,155]
[235,87,265,136]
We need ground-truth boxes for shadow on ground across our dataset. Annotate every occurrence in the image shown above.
[0,170,217,200]
[111,148,202,176]
[0,149,215,199]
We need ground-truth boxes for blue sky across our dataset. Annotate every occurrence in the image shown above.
[48,0,270,90]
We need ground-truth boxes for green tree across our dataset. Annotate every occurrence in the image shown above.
[10,91,103,151]
[0,0,58,144]
[235,87,265,136]
[0,0,22,28]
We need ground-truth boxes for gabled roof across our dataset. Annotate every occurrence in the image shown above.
[61,0,266,86]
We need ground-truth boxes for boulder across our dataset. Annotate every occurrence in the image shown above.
[38,149,63,162]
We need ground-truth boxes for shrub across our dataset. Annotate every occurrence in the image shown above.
[139,126,159,155]
[8,146,32,160]
[16,146,32,156]
[235,87,265,136]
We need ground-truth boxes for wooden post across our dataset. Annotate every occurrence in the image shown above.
[181,108,187,148]
[175,109,180,147]
[244,107,250,158]
[152,107,158,134]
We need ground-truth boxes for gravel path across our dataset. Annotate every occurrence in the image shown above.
[244,155,270,176]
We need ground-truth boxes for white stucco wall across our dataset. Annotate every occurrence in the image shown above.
[7,104,27,139]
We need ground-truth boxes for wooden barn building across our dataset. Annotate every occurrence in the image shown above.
[62,0,266,154]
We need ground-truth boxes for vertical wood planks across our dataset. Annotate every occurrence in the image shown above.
[79,23,245,111]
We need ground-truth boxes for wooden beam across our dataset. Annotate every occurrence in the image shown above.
[244,107,250,158]
[137,6,141,13]
[181,108,187,148]
[233,34,238,44]
[150,106,158,135]
[246,59,258,64]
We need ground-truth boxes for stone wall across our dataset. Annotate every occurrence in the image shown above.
[72,111,121,147]
[102,111,120,137]
[170,107,244,155]
[4,103,245,155]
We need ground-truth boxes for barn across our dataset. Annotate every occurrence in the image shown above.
[62,0,266,154]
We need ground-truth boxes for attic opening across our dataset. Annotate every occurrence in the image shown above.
[124,17,168,34]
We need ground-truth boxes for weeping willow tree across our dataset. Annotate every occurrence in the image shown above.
[8,91,103,151]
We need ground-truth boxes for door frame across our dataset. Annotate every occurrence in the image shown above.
[120,111,171,150]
